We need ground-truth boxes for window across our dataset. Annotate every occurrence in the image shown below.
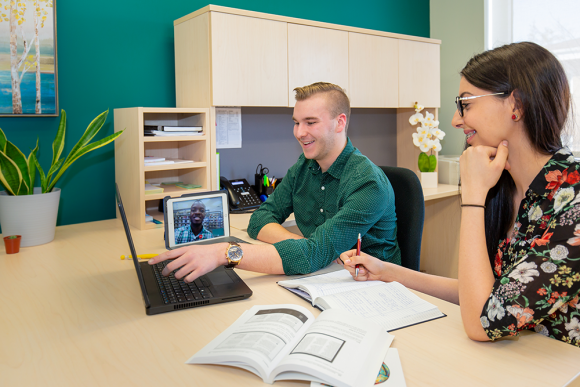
[485,0,580,152]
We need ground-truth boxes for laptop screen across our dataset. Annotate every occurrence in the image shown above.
[165,191,231,249]
[115,184,151,308]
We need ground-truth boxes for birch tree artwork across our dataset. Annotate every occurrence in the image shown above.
[0,0,56,116]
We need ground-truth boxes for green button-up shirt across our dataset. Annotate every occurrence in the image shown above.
[247,138,401,275]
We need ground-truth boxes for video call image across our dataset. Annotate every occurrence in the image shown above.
[172,197,225,245]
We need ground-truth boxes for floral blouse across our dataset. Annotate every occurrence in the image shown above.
[481,148,580,347]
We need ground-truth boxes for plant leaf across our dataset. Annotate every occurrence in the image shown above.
[4,141,30,192]
[418,152,430,172]
[62,110,108,167]
[46,158,64,183]
[47,129,123,192]
[0,150,22,195]
[33,153,47,193]
[428,154,437,172]
[51,110,66,170]
[0,128,7,153]
[27,139,39,194]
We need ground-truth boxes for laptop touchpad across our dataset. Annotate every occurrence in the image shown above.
[207,270,234,285]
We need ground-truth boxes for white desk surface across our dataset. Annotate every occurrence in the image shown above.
[1,219,579,387]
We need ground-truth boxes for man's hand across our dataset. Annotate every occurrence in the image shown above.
[339,249,388,282]
[148,243,228,283]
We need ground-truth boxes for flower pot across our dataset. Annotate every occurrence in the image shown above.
[3,235,21,254]
[420,172,438,188]
[0,188,61,247]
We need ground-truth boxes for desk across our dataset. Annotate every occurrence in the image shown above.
[2,219,579,387]
[231,184,462,278]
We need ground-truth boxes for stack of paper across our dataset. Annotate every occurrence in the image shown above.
[144,184,164,195]
[150,130,203,136]
[162,126,202,132]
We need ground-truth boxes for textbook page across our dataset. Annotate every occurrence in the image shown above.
[272,308,394,387]
[317,282,444,331]
[278,269,383,305]
[310,348,406,387]
[187,304,314,382]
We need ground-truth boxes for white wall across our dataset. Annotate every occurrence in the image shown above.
[430,0,485,155]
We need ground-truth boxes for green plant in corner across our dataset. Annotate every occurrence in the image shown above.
[0,109,124,195]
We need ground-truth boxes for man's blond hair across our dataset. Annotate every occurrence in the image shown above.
[294,82,351,132]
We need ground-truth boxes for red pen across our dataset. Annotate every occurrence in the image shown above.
[355,233,361,277]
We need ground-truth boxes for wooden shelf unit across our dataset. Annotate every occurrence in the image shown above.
[114,107,212,230]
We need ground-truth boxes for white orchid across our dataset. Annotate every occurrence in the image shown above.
[428,139,442,152]
[565,317,580,341]
[412,132,426,147]
[431,128,446,140]
[553,187,575,213]
[487,295,506,322]
[409,113,424,125]
[409,102,446,173]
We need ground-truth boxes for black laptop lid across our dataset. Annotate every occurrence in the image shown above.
[115,184,151,309]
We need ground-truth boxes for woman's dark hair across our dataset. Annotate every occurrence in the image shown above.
[460,42,571,265]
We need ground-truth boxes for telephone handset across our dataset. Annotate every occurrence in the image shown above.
[220,176,262,212]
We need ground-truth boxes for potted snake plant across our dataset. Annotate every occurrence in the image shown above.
[0,109,124,247]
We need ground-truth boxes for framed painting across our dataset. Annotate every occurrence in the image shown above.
[0,0,57,116]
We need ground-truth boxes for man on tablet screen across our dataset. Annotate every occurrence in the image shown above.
[174,200,214,244]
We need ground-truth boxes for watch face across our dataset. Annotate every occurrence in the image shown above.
[228,245,243,262]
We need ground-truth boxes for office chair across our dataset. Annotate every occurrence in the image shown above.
[379,166,425,271]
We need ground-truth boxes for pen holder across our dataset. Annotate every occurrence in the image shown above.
[255,174,264,196]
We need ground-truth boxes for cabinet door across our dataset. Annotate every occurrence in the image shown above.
[210,12,288,106]
[288,24,348,107]
[348,32,398,108]
[398,40,440,108]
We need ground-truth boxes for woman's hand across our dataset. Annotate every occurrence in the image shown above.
[460,140,510,205]
[339,249,388,281]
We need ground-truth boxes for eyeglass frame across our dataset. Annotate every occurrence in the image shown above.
[455,92,507,117]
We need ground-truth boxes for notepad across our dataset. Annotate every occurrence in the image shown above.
[278,270,445,332]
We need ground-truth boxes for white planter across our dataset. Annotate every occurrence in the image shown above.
[0,188,61,247]
[420,172,438,188]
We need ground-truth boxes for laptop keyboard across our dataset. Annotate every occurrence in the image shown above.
[152,261,214,304]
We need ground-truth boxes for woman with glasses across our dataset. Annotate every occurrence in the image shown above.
[340,41,580,347]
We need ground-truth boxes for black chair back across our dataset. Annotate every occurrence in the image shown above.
[379,166,425,271]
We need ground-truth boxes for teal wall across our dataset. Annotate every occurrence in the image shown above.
[0,0,430,227]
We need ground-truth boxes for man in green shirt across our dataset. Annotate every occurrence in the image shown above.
[149,82,400,281]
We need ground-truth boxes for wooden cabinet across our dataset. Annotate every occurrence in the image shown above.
[287,24,348,107]
[175,11,288,108]
[174,5,441,110]
[398,40,441,108]
[348,32,399,108]
[114,108,212,230]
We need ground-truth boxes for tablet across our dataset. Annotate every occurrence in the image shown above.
[164,191,235,250]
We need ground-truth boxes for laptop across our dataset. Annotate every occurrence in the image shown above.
[115,185,253,315]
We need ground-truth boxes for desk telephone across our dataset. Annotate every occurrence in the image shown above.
[220,176,262,212]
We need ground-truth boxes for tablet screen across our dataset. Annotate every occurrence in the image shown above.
[165,191,230,249]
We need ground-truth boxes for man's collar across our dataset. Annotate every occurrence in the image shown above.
[308,138,354,178]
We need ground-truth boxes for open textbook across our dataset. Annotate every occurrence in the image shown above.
[187,304,394,387]
[278,269,445,331]
[311,348,406,387]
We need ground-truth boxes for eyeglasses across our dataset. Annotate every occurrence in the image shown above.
[455,92,506,117]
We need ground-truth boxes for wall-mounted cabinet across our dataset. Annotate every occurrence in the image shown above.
[348,32,399,108]
[287,24,348,107]
[398,40,441,108]
[114,107,211,230]
[174,5,440,109]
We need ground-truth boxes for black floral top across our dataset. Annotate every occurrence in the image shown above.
[481,148,580,347]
